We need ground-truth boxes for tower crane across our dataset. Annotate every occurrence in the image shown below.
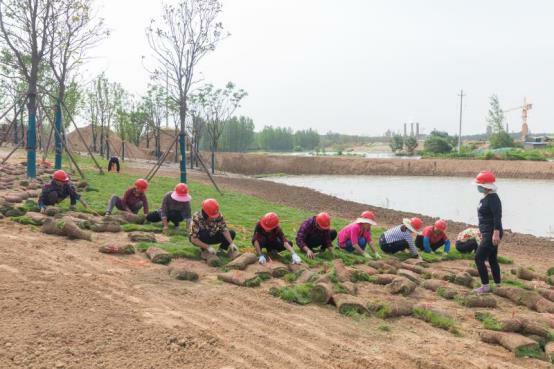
[503,97,533,142]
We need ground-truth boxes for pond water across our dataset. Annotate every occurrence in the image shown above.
[265,175,554,238]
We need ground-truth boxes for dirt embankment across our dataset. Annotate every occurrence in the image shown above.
[213,152,554,179]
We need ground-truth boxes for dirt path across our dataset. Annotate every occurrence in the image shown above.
[1,221,552,369]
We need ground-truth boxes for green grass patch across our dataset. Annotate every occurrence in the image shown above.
[244,276,262,288]
[340,305,367,321]
[10,215,41,226]
[497,256,514,265]
[283,272,299,283]
[378,323,391,332]
[474,312,502,331]
[269,283,314,305]
[350,270,373,282]
[547,267,554,277]
[515,345,545,359]
[122,223,163,233]
[502,279,531,290]
[413,306,460,335]
[18,200,40,213]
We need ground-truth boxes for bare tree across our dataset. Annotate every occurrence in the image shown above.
[196,82,246,173]
[142,84,167,159]
[48,0,107,168]
[146,0,226,182]
[0,0,54,177]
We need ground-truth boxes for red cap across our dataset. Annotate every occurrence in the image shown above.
[260,212,280,232]
[475,171,496,185]
[315,212,331,230]
[360,211,376,222]
[134,178,149,191]
[53,170,69,182]
[434,219,447,232]
[202,198,220,218]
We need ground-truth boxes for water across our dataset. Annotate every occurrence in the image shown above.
[265,175,554,238]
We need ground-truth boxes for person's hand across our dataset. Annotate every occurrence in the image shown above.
[258,255,267,265]
[374,252,382,260]
[207,246,216,255]
[229,243,239,252]
[40,207,46,214]
[363,252,372,259]
[291,252,302,264]
[305,248,315,259]
[492,230,501,247]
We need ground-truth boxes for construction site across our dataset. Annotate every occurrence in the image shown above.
[2,1,554,369]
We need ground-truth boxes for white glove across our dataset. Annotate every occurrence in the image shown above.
[363,252,372,258]
[230,243,238,252]
[374,252,382,260]
[207,246,216,255]
[291,253,302,265]
[258,255,267,265]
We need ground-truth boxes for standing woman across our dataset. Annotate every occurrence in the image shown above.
[473,171,503,294]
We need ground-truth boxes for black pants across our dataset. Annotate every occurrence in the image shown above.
[195,229,236,250]
[415,235,445,252]
[475,232,502,285]
[303,229,337,251]
[43,192,67,206]
[258,239,287,254]
[146,210,186,226]
[456,240,478,254]
[108,157,120,172]
[379,234,409,254]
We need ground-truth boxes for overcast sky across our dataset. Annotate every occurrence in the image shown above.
[85,0,554,136]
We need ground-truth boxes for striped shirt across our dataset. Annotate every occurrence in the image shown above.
[382,225,418,256]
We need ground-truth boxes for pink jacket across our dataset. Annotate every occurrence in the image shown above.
[338,222,371,247]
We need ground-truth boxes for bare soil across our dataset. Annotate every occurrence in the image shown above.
[213,152,554,180]
[2,149,554,369]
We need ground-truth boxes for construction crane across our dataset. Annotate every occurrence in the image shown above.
[503,97,533,142]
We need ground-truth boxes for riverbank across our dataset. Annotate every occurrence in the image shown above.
[213,152,554,179]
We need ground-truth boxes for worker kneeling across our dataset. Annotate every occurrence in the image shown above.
[190,199,238,258]
[105,178,149,216]
[296,212,337,259]
[379,217,423,258]
[415,219,451,253]
[254,212,301,265]
[455,228,481,254]
[146,183,191,234]
[38,170,80,212]
[337,211,380,259]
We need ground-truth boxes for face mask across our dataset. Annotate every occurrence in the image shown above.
[477,186,486,194]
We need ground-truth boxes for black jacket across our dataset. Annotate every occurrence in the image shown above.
[478,192,502,234]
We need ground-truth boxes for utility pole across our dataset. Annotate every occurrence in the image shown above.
[457,89,465,152]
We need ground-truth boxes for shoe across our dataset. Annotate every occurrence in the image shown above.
[104,211,111,216]
[472,285,491,294]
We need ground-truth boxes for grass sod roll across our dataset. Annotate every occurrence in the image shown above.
[332,259,354,282]
[422,279,448,292]
[128,231,157,243]
[269,283,314,305]
[168,264,199,281]
[387,277,417,296]
[146,246,172,265]
[368,299,414,319]
[98,243,135,255]
[460,294,497,308]
[310,283,333,304]
[218,271,262,287]
[332,294,368,316]
[412,305,459,335]
[90,221,122,233]
[480,331,544,359]
[226,252,258,270]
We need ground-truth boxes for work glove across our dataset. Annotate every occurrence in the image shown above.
[374,252,382,260]
[229,243,239,252]
[291,253,302,265]
[207,246,216,255]
[40,207,46,214]
[258,255,267,265]
[363,252,372,259]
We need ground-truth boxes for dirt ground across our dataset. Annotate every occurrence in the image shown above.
[2,149,554,369]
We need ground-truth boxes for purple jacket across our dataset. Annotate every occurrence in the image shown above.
[296,216,332,249]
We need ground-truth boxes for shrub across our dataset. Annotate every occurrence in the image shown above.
[424,136,452,154]
[489,131,515,149]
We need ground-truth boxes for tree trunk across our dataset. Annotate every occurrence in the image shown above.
[26,87,38,178]
[178,101,187,183]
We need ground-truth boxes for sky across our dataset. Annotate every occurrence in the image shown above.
[84,0,554,136]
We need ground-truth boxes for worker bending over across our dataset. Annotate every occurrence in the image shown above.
[105,179,149,216]
[146,183,192,234]
[379,217,423,258]
[415,219,451,253]
[455,228,481,254]
[296,212,336,258]
[337,211,380,259]
[253,212,301,265]
[190,199,238,258]
[38,170,80,212]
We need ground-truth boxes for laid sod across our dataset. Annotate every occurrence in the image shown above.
[270,283,314,305]
[412,306,460,335]
[475,312,502,331]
